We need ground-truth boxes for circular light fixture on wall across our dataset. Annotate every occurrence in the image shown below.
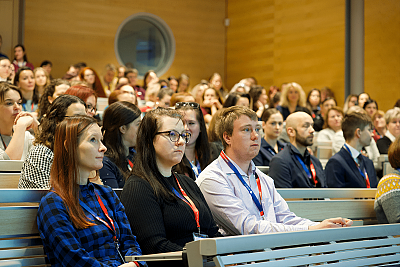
[115,12,175,78]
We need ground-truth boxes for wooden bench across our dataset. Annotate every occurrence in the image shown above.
[0,189,48,266]
[277,188,377,225]
[127,224,400,266]
[0,160,23,188]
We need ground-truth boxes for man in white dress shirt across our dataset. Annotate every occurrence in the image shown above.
[196,106,352,235]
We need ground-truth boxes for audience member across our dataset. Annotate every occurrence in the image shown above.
[111,83,137,105]
[167,76,179,92]
[102,63,118,96]
[306,89,323,131]
[325,112,378,188]
[276,82,307,120]
[320,97,337,119]
[13,66,38,112]
[125,68,145,100]
[249,85,269,118]
[100,102,141,188]
[316,107,344,143]
[200,87,224,123]
[229,82,249,93]
[208,108,225,162]
[8,63,15,83]
[18,95,86,188]
[143,70,159,91]
[174,102,211,180]
[209,73,227,98]
[358,92,370,108]
[363,99,378,118]
[159,79,168,89]
[372,110,386,142]
[170,92,195,107]
[269,91,281,108]
[377,107,400,154]
[0,57,12,82]
[79,67,106,97]
[155,87,173,108]
[177,73,190,93]
[269,112,326,188]
[120,108,221,264]
[343,94,358,114]
[12,44,34,72]
[65,84,97,117]
[320,87,335,103]
[394,99,400,108]
[40,60,53,79]
[253,108,285,166]
[223,92,250,108]
[118,65,126,78]
[37,116,145,266]
[191,80,208,104]
[197,106,352,235]
[33,67,50,97]
[0,82,38,160]
[375,136,400,223]
[331,106,381,165]
[37,79,70,120]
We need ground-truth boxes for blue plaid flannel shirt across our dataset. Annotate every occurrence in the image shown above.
[37,182,147,266]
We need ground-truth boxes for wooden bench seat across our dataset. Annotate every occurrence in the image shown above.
[0,189,48,266]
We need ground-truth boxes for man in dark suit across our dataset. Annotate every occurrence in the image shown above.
[325,112,378,188]
[269,112,326,188]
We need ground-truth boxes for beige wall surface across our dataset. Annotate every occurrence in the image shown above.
[227,0,346,107]
[365,0,400,112]
[24,0,226,87]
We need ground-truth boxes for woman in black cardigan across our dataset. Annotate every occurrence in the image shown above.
[120,108,221,266]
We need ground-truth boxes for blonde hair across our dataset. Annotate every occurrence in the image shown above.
[280,82,306,108]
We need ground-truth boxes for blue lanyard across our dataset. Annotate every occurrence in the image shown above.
[220,151,265,219]
[266,147,276,156]
[343,144,367,180]
[188,160,201,179]
[22,102,34,112]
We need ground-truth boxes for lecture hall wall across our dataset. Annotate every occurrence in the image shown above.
[24,0,399,111]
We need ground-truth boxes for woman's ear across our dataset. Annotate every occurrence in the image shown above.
[119,125,126,134]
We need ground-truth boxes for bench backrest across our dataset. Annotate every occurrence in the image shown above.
[184,224,400,267]
[276,188,377,223]
[0,189,49,266]
[0,160,23,173]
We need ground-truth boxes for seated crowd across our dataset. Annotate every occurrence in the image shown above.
[1,44,400,265]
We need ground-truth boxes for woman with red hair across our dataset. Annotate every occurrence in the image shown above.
[79,67,106,97]
[65,84,98,117]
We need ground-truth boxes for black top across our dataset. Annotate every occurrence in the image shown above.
[121,172,221,262]
[311,107,324,132]
[269,143,327,188]
[377,136,392,154]
[253,138,285,166]
[325,147,378,188]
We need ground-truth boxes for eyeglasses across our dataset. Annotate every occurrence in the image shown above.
[156,130,191,144]
[86,104,97,113]
[175,102,200,109]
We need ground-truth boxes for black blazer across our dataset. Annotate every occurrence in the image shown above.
[253,138,285,166]
[325,147,378,188]
[269,143,326,188]
[377,136,392,154]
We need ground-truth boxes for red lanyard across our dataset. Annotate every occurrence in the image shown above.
[173,174,200,233]
[309,161,317,185]
[255,175,263,216]
[95,192,116,235]
[344,145,371,188]
[127,159,133,169]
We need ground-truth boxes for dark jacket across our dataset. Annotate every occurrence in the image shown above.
[325,147,378,188]
[269,143,326,188]
[253,138,285,166]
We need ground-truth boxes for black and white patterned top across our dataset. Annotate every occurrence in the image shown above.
[18,144,53,189]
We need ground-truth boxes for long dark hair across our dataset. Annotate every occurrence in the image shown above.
[34,95,85,150]
[13,44,28,62]
[102,101,141,180]
[131,108,182,201]
[175,103,211,171]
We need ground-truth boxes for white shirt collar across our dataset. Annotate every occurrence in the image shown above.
[385,131,396,142]
[345,143,360,161]
[219,152,256,177]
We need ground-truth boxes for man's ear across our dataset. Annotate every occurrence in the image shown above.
[287,126,296,138]
[119,125,126,134]
[223,131,232,146]
[355,128,361,138]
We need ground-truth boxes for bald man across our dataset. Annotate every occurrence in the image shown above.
[269,112,327,188]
